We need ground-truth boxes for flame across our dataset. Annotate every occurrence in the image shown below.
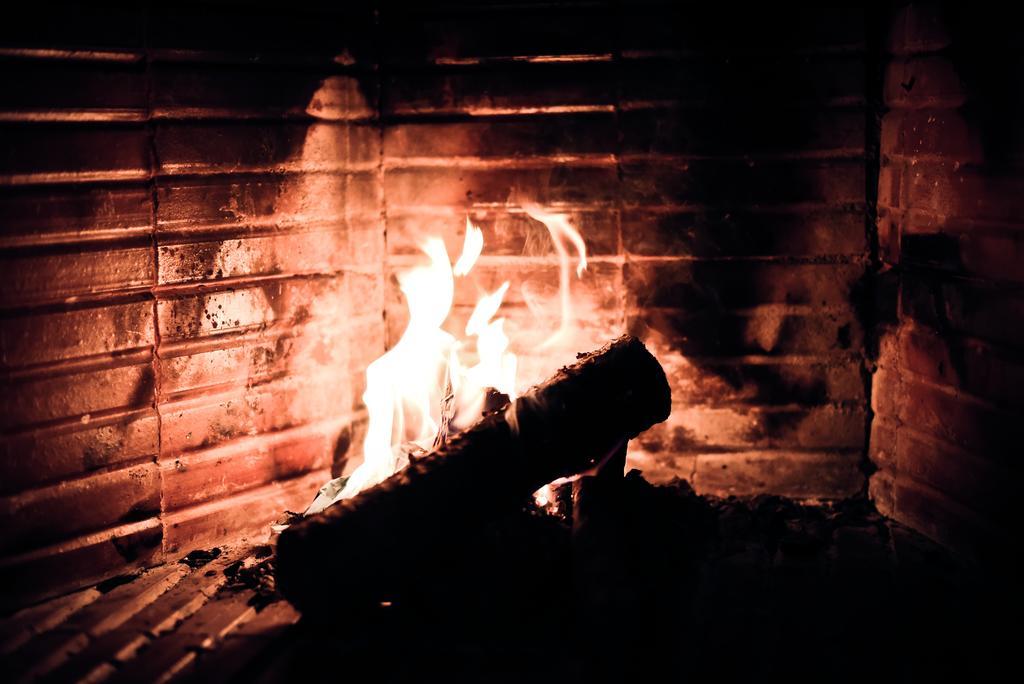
[461,281,517,403]
[336,238,457,499]
[317,208,589,510]
[453,217,484,276]
[521,204,588,349]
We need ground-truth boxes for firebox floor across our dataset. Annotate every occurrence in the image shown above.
[1,475,1006,683]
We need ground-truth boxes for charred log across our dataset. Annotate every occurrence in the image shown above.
[275,335,670,614]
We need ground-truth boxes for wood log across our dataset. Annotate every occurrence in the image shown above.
[275,335,670,614]
[572,442,632,677]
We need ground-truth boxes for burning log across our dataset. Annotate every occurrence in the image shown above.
[275,335,670,614]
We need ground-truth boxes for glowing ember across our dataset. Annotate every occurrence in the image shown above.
[308,208,590,513]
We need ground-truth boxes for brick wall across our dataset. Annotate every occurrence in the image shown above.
[377,4,873,499]
[0,5,383,607]
[2,2,888,607]
[870,3,1023,565]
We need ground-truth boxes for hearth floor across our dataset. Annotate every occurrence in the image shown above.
[0,479,1002,683]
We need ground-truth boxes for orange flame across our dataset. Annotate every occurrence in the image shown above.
[315,208,589,510]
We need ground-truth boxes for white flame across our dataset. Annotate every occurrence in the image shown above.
[336,238,457,499]
[462,282,517,400]
[312,208,589,511]
[452,217,484,277]
[521,204,588,350]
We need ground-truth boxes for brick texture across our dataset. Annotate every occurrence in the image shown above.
[0,5,382,607]
[17,2,1018,602]
[376,3,872,500]
[869,3,1024,564]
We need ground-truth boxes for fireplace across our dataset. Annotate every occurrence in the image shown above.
[0,2,1017,681]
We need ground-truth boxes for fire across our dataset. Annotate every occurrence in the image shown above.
[307,207,589,513]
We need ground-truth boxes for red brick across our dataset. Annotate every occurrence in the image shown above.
[624,261,865,309]
[0,409,157,493]
[692,450,863,499]
[0,62,146,118]
[159,316,373,398]
[0,462,160,554]
[172,590,255,638]
[901,218,1024,284]
[158,374,344,456]
[630,307,862,355]
[349,122,380,163]
[884,56,965,108]
[152,66,373,120]
[157,175,346,233]
[622,158,865,207]
[874,324,901,370]
[622,208,866,258]
[900,272,1024,347]
[383,63,615,116]
[146,5,374,65]
[160,337,295,398]
[899,324,1024,408]
[881,110,981,162]
[158,229,354,285]
[346,318,386,399]
[0,586,101,657]
[0,5,144,55]
[869,471,896,518]
[876,209,900,264]
[886,4,953,54]
[621,107,865,157]
[131,550,246,637]
[385,114,616,159]
[347,171,383,217]
[156,275,353,342]
[0,300,154,369]
[895,429,1006,519]
[654,356,865,406]
[42,551,246,684]
[620,7,864,57]
[637,404,864,452]
[870,367,901,420]
[0,246,154,306]
[155,123,357,176]
[897,376,1019,462]
[0,124,150,184]
[229,599,300,636]
[3,362,154,430]
[0,519,162,613]
[104,591,257,684]
[876,162,902,210]
[620,54,865,107]
[162,469,327,555]
[0,185,150,246]
[160,420,340,510]
[383,9,615,65]
[891,477,1001,564]
[387,208,618,258]
[66,564,190,638]
[384,165,618,210]
[900,162,1024,224]
[868,417,898,471]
